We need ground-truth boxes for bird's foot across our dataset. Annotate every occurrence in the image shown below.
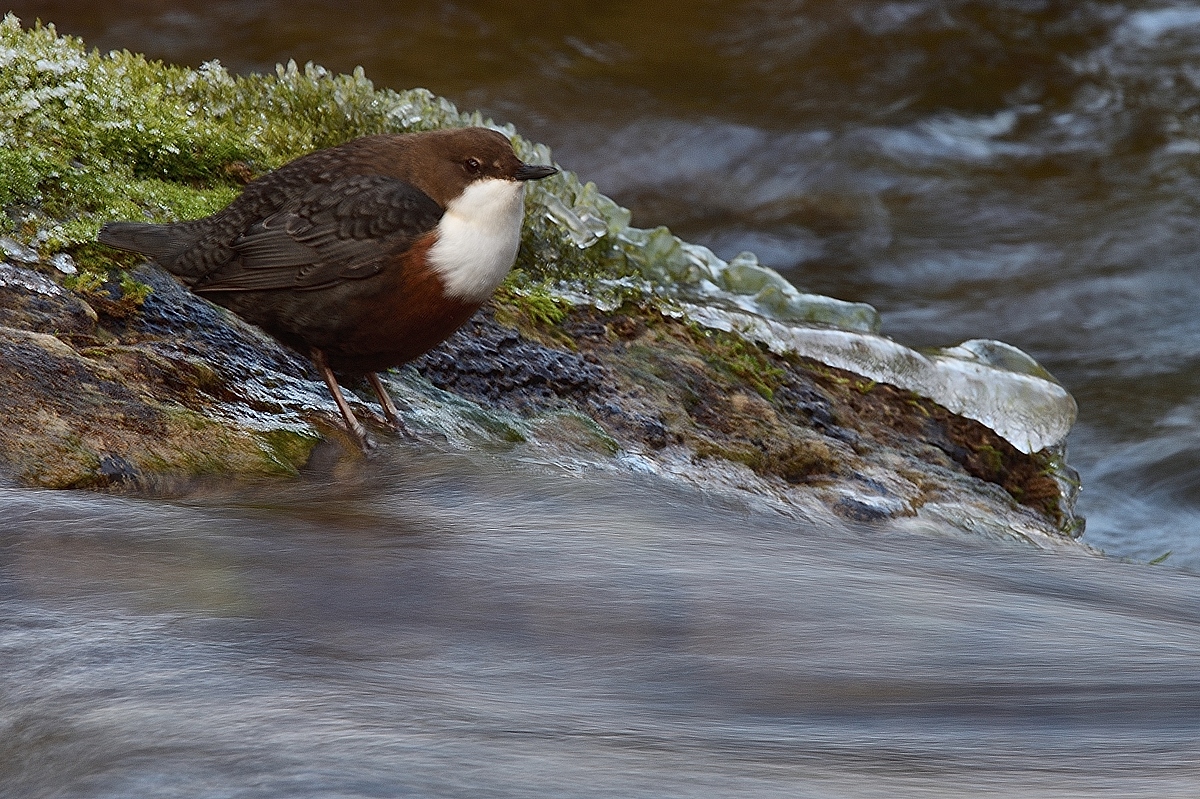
[368,372,417,441]
[312,347,378,453]
[346,418,378,453]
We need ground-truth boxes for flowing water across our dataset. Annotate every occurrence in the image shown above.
[5,2,1200,795]
[4,452,1200,797]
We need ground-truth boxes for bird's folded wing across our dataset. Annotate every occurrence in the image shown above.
[194,175,443,292]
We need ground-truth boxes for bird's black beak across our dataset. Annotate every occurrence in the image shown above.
[514,163,559,181]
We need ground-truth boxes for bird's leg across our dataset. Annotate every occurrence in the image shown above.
[310,347,371,449]
[367,372,413,438]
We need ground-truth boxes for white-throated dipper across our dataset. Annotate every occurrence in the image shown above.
[98,127,558,448]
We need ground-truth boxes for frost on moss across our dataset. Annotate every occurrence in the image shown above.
[0,15,460,255]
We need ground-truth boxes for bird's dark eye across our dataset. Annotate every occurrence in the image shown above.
[464,157,482,173]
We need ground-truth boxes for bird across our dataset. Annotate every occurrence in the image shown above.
[98,127,558,448]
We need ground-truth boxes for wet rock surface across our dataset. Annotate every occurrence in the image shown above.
[414,311,608,408]
[546,305,1067,532]
[407,297,1069,538]
[0,262,327,489]
[0,263,98,337]
[0,258,1072,542]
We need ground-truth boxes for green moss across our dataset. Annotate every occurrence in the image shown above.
[0,148,42,208]
[694,439,766,472]
[495,273,571,323]
[117,272,153,305]
[906,396,932,417]
[490,273,577,347]
[62,266,153,318]
[682,323,786,400]
[61,269,105,294]
[257,429,321,476]
[974,443,1006,475]
[528,410,620,456]
[139,407,317,479]
[694,436,839,484]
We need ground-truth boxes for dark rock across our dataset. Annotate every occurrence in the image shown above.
[834,496,897,522]
[641,417,668,449]
[414,312,607,408]
[130,264,311,380]
[0,263,97,337]
[0,263,321,488]
[98,454,140,484]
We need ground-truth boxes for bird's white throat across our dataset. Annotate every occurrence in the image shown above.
[427,178,526,302]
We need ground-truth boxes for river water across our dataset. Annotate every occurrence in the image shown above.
[5,2,1200,796]
[5,452,1200,797]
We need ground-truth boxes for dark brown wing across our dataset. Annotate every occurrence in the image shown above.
[193,175,443,293]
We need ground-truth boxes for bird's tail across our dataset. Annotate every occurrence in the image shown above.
[97,222,179,262]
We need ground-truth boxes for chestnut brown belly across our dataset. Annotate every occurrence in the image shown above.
[202,244,485,375]
[318,289,481,374]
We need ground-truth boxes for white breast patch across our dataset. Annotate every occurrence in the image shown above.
[427,178,526,303]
